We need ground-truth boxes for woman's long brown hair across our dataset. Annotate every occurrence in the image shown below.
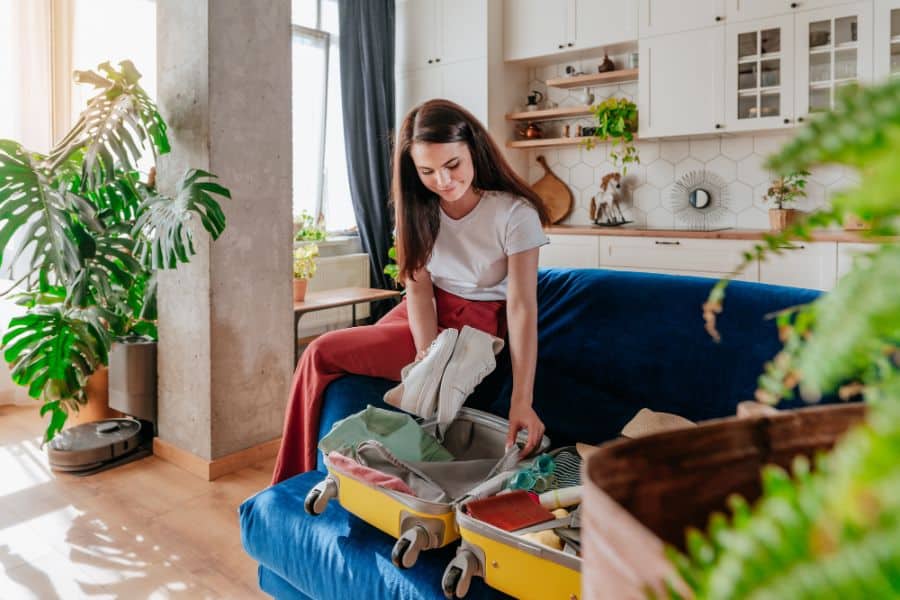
[392,99,549,283]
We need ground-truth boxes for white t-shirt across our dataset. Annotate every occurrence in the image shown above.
[426,190,549,301]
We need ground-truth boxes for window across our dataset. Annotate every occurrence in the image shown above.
[292,0,355,232]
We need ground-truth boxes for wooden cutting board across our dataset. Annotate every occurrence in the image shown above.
[531,155,573,223]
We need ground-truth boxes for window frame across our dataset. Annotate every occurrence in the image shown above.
[292,23,332,223]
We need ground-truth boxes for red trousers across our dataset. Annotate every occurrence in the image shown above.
[271,287,505,484]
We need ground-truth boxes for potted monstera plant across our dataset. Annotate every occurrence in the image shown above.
[0,60,231,442]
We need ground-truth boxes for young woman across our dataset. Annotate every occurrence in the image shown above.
[272,99,549,484]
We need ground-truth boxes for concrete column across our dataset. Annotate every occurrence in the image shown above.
[156,0,293,461]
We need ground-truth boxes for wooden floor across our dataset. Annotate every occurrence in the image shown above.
[0,405,270,599]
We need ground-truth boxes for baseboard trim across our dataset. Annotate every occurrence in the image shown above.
[153,436,281,481]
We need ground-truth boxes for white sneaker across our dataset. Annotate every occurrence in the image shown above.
[384,328,459,418]
[436,325,504,435]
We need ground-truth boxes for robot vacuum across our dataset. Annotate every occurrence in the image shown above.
[47,418,146,472]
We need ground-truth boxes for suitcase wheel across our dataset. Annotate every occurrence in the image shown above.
[391,525,430,569]
[304,477,337,516]
[442,549,477,599]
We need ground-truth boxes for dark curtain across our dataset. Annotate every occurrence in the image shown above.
[338,0,396,314]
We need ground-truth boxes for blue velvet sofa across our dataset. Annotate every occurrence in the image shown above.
[240,268,821,599]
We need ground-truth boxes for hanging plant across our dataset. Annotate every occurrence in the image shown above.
[585,97,639,173]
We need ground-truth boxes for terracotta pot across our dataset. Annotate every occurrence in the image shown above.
[293,278,309,303]
[69,366,124,426]
[581,404,866,599]
[768,207,797,232]
[843,213,870,231]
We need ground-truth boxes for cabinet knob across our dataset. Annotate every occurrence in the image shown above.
[783,118,791,124]
[714,123,723,129]
[715,15,723,22]
[558,43,565,49]
[797,116,805,123]
[435,58,441,62]
[790,2,798,7]
[427,59,433,64]
[567,42,574,47]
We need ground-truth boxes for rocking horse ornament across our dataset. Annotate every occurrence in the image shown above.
[590,172,632,226]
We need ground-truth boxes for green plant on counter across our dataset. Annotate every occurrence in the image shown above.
[662,79,900,598]
[763,170,810,209]
[0,61,231,442]
[294,210,327,242]
[586,97,639,173]
[293,243,319,280]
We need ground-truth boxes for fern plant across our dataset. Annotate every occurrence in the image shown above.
[0,61,231,442]
[666,79,900,598]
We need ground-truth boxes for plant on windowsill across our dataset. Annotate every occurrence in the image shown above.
[0,60,231,443]
[585,97,639,174]
[661,79,900,598]
[293,243,319,303]
[294,210,327,242]
[762,169,809,232]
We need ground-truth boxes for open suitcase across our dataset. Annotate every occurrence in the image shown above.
[442,449,582,600]
[304,407,550,569]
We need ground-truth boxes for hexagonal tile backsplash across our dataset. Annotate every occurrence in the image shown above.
[521,59,858,229]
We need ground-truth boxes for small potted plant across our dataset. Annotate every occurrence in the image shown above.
[293,243,319,302]
[294,210,327,242]
[762,170,809,231]
[586,97,639,174]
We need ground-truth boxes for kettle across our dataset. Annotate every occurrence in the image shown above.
[517,121,543,139]
[525,90,544,111]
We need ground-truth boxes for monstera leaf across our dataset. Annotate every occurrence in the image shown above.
[132,169,231,269]
[3,305,111,441]
[0,140,100,287]
[46,61,168,190]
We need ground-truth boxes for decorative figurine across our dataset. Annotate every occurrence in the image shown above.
[598,51,615,73]
[591,172,630,226]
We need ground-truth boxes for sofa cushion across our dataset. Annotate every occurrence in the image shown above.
[480,269,823,448]
[240,470,510,600]
[259,566,313,599]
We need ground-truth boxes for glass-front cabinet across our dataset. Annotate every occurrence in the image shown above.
[795,2,872,117]
[726,16,795,130]
[874,0,900,79]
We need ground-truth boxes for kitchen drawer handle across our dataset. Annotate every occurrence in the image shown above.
[655,240,681,246]
[777,243,805,250]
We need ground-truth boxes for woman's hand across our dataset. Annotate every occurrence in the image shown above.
[506,399,545,458]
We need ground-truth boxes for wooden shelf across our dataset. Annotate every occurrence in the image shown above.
[546,68,638,90]
[506,136,593,149]
[506,105,594,122]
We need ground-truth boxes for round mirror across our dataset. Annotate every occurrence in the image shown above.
[689,189,711,209]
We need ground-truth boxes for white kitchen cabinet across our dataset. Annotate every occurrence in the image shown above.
[598,236,759,281]
[836,241,873,279]
[504,0,638,62]
[396,68,442,123]
[794,2,873,118]
[725,0,855,23]
[758,241,837,289]
[396,0,487,72]
[639,0,725,38]
[504,0,569,61]
[725,15,797,131]
[575,0,638,50]
[540,234,601,268]
[874,0,900,79]
[638,27,726,138]
[396,58,488,124]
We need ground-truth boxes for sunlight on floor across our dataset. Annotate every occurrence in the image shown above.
[0,406,270,599]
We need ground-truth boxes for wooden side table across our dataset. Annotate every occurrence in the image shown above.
[293,286,403,363]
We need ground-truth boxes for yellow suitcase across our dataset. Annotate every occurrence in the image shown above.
[304,407,549,569]
[442,457,582,600]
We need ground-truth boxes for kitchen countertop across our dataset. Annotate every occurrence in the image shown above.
[545,224,887,243]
